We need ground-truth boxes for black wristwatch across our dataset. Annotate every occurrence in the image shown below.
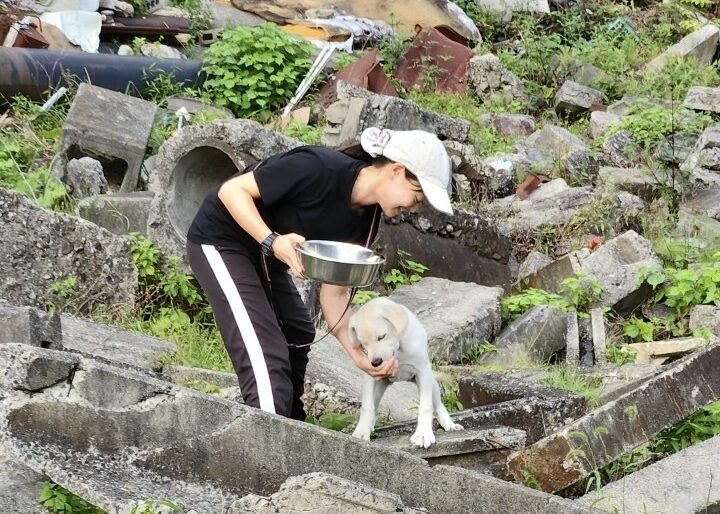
[260,232,280,257]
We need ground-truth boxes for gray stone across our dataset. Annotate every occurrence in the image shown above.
[323,82,471,147]
[445,140,483,180]
[65,157,108,199]
[492,114,535,139]
[161,364,237,389]
[645,24,720,73]
[166,95,234,119]
[579,230,662,311]
[0,343,77,391]
[519,250,586,294]
[525,124,589,158]
[0,300,62,349]
[490,305,571,365]
[0,449,48,514]
[507,341,720,493]
[0,188,137,314]
[598,166,669,201]
[580,434,720,513]
[387,277,503,364]
[561,149,602,185]
[73,364,172,410]
[565,312,580,366]
[590,307,606,365]
[0,344,588,514]
[60,313,175,370]
[479,155,517,198]
[683,85,720,113]
[78,191,154,236]
[230,472,425,514]
[654,133,698,164]
[516,251,553,282]
[589,110,621,139]
[553,80,604,115]
[602,130,641,167]
[147,119,302,261]
[689,305,720,336]
[468,54,527,106]
[633,337,707,365]
[55,83,158,193]
[682,126,720,179]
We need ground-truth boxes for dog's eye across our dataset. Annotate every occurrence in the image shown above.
[378,334,386,340]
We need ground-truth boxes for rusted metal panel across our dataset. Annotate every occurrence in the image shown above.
[0,48,203,101]
[318,48,397,107]
[393,26,474,93]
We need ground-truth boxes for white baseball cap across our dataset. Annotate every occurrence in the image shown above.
[360,127,453,215]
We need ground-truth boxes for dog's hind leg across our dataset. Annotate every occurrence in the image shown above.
[432,379,464,433]
[352,375,378,441]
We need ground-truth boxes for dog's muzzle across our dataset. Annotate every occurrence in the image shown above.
[370,358,383,367]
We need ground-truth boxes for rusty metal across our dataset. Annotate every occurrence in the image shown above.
[0,48,204,102]
[393,26,474,93]
[100,15,190,36]
[318,48,397,107]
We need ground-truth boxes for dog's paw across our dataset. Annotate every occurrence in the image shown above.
[352,427,372,442]
[444,422,464,432]
[410,427,436,448]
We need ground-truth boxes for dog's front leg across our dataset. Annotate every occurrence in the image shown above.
[410,368,437,448]
[352,375,378,441]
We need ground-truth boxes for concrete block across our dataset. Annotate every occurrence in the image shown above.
[591,308,607,365]
[388,277,503,364]
[0,449,48,514]
[525,124,589,158]
[645,24,720,73]
[598,166,668,202]
[690,304,720,336]
[590,111,621,139]
[580,434,720,513]
[565,312,580,366]
[78,191,154,236]
[683,85,720,113]
[0,343,78,391]
[0,300,62,349]
[0,344,589,514]
[56,83,158,193]
[60,313,175,370]
[161,364,237,389]
[553,80,604,114]
[507,341,720,492]
[519,251,585,295]
[490,305,570,365]
[633,337,707,365]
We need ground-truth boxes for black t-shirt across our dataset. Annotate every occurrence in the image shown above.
[186,146,380,256]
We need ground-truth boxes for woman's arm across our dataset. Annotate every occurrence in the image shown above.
[218,173,304,275]
[320,283,398,380]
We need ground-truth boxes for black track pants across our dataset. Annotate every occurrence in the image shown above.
[186,240,316,420]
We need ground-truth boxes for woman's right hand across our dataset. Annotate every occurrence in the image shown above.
[351,350,399,381]
[271,233,305,277]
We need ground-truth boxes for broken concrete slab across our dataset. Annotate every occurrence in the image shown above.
[580,434,720,513]
[230,472,426,514]
[60,313,175,370]
[65,156,108,199]
[565,312,580,366]
[0,448,48,514]
[161,363,237,389]
[633,337,707,365]
[0,344,588,514]
[553,80,604,115]
[506,341,720,493]
[602,130,641,167]
[490,305,572,365]
[590,308,607,366]
[683,85,720,113]
[322,82,471,148]
[468,54,528,107]
[0,344,77,392]
[147,119,302,260]
[590,363,664,406]
[0,300,62,349]
[490,113,536,139]
[645,24,720,73]
[690,304,720,336]
[387,277,503,364]
[54,83,158,193]
[78,191,154,236]
[379,204,514,289]
[0,188,138,314]
[590,111,621,139]
[525,124,589,158]
[597,166,669,201]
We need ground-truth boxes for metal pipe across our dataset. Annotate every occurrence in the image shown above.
[0,48,205,102]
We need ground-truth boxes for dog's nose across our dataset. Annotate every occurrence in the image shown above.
[371,358,383,367]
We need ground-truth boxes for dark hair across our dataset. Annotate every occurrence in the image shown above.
[338,142,392,166]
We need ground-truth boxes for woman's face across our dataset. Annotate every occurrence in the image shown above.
[379,165,426,217]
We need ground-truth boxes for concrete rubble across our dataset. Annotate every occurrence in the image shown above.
[644,24,720,73]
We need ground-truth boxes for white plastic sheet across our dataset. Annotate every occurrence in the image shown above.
[40,10,101,52]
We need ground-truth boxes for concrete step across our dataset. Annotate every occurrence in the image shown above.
[0,447,48,514]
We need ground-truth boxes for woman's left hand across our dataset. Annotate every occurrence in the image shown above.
[272,233,305,276]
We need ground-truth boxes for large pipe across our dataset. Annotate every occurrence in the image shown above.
[0,48,205,102]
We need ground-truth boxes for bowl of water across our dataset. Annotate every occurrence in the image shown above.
[297,240,384,287]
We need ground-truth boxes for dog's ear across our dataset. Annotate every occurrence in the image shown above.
[382,303,408,337]
[348,315,362,348]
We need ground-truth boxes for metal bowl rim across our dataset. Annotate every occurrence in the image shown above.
[297,240,385,266]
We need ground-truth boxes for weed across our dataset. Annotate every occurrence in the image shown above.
[541,366,603,404]
[440,379,463,412]
[351,289,380,306]
[383,250,429,289]
[38,481,105,514]
[461,341,497,364]
[183,378,221,394]
[281,120,323,145]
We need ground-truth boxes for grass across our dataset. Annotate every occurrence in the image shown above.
[541,365,604,404]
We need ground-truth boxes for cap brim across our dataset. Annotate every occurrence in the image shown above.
[418,177,454,215]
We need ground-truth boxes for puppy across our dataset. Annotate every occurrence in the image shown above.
[348,297,463,447]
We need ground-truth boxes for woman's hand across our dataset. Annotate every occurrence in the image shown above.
[350,348,399,381]
[271,233,305,277]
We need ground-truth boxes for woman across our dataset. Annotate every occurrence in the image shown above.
[186,127,453,420]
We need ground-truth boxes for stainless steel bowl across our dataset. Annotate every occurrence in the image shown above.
[297,240,384,287]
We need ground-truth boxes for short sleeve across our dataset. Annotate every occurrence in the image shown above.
[254,148,328,207]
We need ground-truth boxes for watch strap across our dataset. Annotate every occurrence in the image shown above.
[260,232,279,257]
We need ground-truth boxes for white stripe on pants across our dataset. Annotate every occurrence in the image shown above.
[200,244,276,414]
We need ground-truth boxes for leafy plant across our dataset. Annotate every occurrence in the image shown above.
[440,380,463,412]
[644,254,720,312]
[51,276,78,300]
[606,342,637,365]
[461,341,497,364]
[38,482,105,514]
[622,315,656,342]
[351,289,380,305]
[130,499,182,514]
[282,120,323,145]
[202,23,313,118]
[383,250,429,289]
[184,378,221,394]
[501,288,571,322]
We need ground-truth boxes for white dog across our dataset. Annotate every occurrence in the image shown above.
[348,297,463,447]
